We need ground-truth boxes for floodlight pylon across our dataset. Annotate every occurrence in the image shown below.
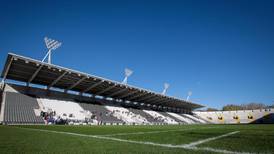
[186,91,192,101]
[122,68,133,84]
[42,37,62,64]
[162,83,170,95]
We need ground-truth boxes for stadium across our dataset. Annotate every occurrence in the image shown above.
[1,1,274,154]
[0,52,274,154]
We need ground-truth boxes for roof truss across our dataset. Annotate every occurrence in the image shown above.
[0,53,203,110]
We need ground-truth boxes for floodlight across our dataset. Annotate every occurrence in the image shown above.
[122,68,133,84]
[42,37,62,64]
[125,68,133,77]
[162,83,170,95]
[186,91,192,101]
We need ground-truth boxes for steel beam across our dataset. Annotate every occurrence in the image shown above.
[127,92,148,101]
[94,84,117,95]
[146,96,164,103]
[81,80,104,93]
[27,65,43,85]
[47,71,67,89]
[1,57,13,83]
[117,90,139,99]
[158,98,172,106]
[66,76,87,91]
[134,94,156,102]
[107,88,128,97]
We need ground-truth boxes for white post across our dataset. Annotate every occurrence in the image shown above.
[162,83,169,95]
[186,95,190,101]
[122,76,128,84]
[186,91,192,101]
[48,49,52,64]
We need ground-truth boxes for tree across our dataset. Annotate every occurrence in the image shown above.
[222,104,242,111]
[222,103,268,111]
[206,108,219,111]
[243,103,266,110]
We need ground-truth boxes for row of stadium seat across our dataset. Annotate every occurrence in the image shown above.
[194,109,274,124]
[143,110,178,124]
[105,106,150,125]
[1,94,204,125]
[0,84,206,125]
[129,108,161,123]
[79,103,124,124]
[3,92,44,124]
[183,114,207,124]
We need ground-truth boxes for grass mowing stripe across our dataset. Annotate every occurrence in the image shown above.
[197,125,274,154]
[15,127,254,154]
[100,126,220,137]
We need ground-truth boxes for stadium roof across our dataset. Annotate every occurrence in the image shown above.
[1,53,203,109]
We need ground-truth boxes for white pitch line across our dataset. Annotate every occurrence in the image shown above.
[100,126,219,137]
[196,147,255,154]
[16,127,255,154]
[16,127,180,148]
[182,131,240,148]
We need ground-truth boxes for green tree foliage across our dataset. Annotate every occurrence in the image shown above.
[222,103,268,111]
[206,108,219,111]
[222,104,242,111]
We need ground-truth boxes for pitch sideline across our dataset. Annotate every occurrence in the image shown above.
[15,127,254,154]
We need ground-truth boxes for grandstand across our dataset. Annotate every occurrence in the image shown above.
[0,53,205,125]
[0,53,273,125]
[194,109,274,124]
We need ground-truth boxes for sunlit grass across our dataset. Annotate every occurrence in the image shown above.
[0,124,273,154]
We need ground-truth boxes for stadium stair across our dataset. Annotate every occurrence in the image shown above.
[143,110,178,124]
[160,111,182,124]
[105,106,150,125]
[79,103,123,124]
[129,108,160,124]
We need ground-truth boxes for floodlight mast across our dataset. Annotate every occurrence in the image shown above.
[122,68,133,84]
[42,37,62,64]
[162,83,169,95]
[186,91,192,101]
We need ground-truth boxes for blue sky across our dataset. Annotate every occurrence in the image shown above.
[0,0,273,109]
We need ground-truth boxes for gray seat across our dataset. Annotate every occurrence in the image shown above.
[79,103,123,124]
[3,92,44,124]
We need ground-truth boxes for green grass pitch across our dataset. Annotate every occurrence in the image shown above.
[0,124,273,154]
